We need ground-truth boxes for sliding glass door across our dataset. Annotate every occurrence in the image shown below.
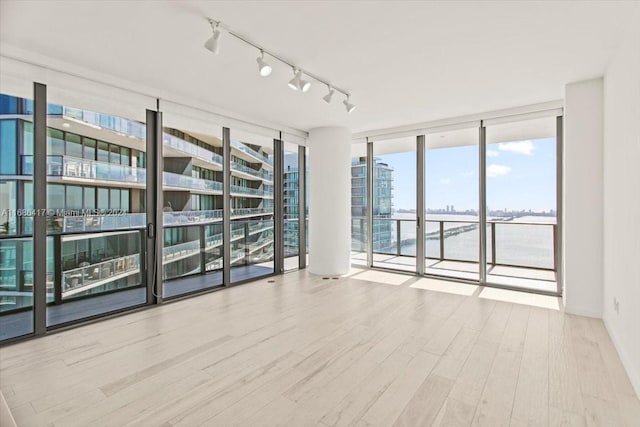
[371,138,416,272]
[0,91,34,340]
[424,127,480,281]
[484,117,559,293]
[359,114,561,295]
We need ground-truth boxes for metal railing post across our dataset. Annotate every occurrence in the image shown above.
[53,234,62,305]
[552,223,557,272]
[439,221,444,261]
[491,222,496,266]
[396,220,402,256]
[200,224,206,275]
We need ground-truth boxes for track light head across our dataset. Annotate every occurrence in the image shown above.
[343,95,356,113]
[323,86,335,104]
[204,20,221,54]
[256,51,272,77]
[288,69,311,92]
[300,77,311,93]
[288,69,301,91]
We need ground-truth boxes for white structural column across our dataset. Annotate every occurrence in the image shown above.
[563,78,604,317]
[308,126,352,276]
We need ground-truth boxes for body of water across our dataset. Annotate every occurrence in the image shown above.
[359,213,556,269]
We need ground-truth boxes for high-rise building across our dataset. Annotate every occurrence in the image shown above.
[0,94,276,314]
[350,157,394,252]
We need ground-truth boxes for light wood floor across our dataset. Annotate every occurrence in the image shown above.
[1,268,638,427]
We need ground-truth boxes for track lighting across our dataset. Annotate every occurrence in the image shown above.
[256,51,272,77]
[343,95,356,113]
[322,86,335,104]
[204,16,355,111]
[204,20,221,54]
[288,69,311,92]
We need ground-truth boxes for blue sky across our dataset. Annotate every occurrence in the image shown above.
[376,137,556,212]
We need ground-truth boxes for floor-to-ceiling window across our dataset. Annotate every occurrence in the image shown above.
[484,116,558,293]
[350,154,368,267]
[0,92,34,340]
[161,113,225,298]
[357,112,561,295]
[283,141,300,271]
[44,99,147,326]
[425,126,480,281]
[229,130,275,283]
[371,137,416,272]
[0,82,306,344]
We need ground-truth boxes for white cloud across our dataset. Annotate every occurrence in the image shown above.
[487,164,511,177]
[498,140,534,155]
[487,150,500,157]
[439,178,451,185]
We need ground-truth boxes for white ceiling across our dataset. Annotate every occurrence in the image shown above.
[1,1,637,134]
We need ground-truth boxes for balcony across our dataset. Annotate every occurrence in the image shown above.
[163,132,223,167]
[230,184,274,198]
[62,254,140,298]
[351,217,557,293]
[231,140,273,166]
[231,162,273,182]
[163,171,222,193]
[22,155,146,185]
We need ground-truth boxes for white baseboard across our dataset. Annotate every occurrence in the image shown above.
[563,304,602,318]
[603,316,640,399]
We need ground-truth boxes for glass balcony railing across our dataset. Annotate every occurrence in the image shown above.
[62,254,140,298]
[231,140,272,165]
[163,132,223,166]
[59,106,146,140]
[230,185,274,198]
[163,171,222,193]
[163,210,223,226]
[231,208,273,217]
[47,213,147,234]
[352,218,557,271]
[22,155,146,184]
[163,208,272,226]
[231,162,273,181]
[163,240,200,263]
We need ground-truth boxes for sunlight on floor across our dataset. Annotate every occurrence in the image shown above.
[349,270,414,286]
[410,278,478,296]
[478,287,561,310]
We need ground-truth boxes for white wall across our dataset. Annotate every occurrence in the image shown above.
[602,10,640,397]
[563,78,604,318]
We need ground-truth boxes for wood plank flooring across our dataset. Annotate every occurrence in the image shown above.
[0,268,638,427]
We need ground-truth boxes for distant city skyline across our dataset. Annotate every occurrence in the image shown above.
[375,137,556,212]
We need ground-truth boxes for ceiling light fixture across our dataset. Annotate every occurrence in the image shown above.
[322,85,335,104]
[204,19,221,54]
[343,95,356,113]
[204,17,354,112]
[287,68,302,91]
[287,68,311,92]
[256,51,272,77]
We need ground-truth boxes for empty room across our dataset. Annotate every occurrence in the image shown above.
[0,1,639,426]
